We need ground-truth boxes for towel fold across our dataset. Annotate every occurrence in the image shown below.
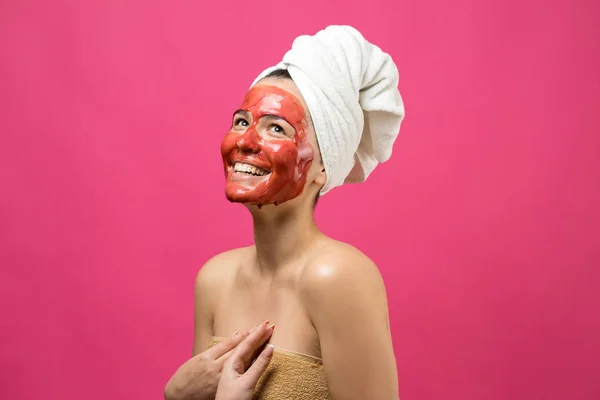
[252,25,405,195]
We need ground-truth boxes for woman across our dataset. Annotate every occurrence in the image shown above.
[168,25,405,399]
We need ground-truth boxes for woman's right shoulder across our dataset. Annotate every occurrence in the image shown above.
[195,246,254,287]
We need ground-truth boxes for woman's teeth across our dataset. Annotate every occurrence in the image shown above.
[233,162,269,176]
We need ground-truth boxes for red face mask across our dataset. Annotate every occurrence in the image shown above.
[221,84,314,207]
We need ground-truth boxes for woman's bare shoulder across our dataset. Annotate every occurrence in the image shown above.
[195,246,254,287]
[299,239,387,304]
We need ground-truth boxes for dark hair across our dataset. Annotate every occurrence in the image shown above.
[264,69,293,80]
[264,69,321,210]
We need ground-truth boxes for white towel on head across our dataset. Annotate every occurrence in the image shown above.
[251,25,405,195]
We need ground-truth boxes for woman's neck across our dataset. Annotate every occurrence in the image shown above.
[250,205,322,273]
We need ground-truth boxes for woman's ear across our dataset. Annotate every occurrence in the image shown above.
[315,165,327,187]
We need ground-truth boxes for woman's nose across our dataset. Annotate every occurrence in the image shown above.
[236,127,261,153]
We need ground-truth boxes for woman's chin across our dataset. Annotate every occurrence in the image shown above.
[223,179,301,208]
[225,187,263,205]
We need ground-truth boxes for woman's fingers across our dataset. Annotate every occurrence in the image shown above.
[245,325,275,370]
[233,321,275,367]
[206,331,249,360]
[242,344,275,386]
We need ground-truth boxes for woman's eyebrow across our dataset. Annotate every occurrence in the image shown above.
[232,109,250,118]
[261,114,291,125]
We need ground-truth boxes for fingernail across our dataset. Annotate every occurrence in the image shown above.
[232,332,238,336]
[263,320,270,325]
[267,324,275,331]
[265,345,275,357]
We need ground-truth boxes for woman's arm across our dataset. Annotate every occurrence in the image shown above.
[193,253,232,355]
[165,253,238,400]
[193,259,217,356]
[301,248,399,400]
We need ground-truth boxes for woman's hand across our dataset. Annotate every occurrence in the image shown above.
[215,321,275,400]
[164,331,250,400]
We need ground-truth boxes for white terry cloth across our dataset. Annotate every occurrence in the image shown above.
[251,25,405,195]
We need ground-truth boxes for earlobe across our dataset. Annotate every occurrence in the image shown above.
[315,168,327,186]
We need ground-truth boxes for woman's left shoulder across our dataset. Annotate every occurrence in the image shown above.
[299,239,387,302]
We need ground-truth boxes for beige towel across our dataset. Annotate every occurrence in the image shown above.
[211,337,331,400]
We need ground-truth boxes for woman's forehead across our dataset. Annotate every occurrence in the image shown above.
[242,85,304,115]
[255,77,304,100]
[252,79,311,116]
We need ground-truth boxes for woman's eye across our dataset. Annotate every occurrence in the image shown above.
[234,118,249,127]
[270,124,285,134]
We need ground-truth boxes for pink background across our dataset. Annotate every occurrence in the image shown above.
[1,0,599,399]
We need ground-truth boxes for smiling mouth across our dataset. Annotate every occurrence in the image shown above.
[232,162,271,177]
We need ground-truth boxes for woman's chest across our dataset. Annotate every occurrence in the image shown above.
[213,281,321,358]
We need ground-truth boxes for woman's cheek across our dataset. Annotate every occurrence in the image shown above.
[267,145,299,175]
[220,132,236,157]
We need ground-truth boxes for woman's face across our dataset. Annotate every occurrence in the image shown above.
[220,79,317,207]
